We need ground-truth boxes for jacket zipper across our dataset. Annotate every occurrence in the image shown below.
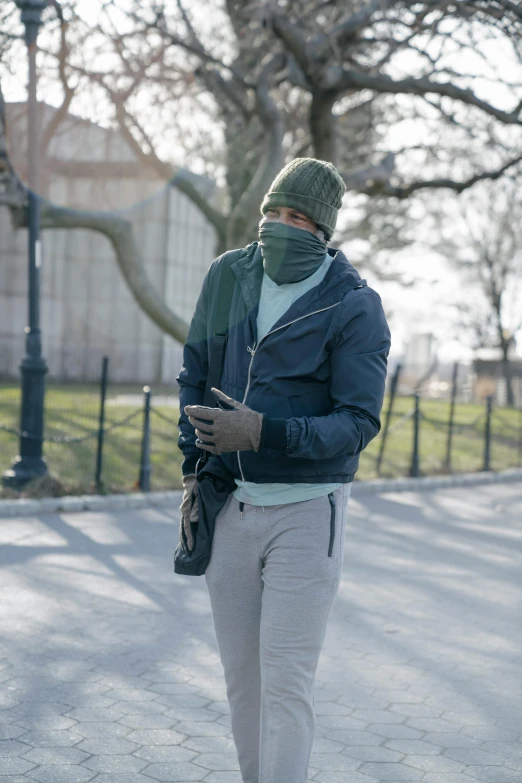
[328,492,336,557]
[237,301,341,481]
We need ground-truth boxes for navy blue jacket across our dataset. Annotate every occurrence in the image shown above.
[176,241,391,483]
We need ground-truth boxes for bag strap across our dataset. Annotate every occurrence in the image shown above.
[202,246,248,407]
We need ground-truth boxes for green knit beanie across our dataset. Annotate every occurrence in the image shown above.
[260,157,346,240]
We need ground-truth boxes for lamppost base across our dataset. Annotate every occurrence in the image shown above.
[2,455,48,490]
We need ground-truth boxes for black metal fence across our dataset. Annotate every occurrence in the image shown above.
[1,357,521,497]
[0,356,182,495]
[372,363,522,479]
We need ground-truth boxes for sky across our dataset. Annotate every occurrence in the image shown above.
[3,0,522,364]
[363,255,470,363]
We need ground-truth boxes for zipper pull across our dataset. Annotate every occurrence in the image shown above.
[247,345,255,355]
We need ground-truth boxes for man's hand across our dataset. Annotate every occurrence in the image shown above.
[184,388,263,455]
[179,473,199,552]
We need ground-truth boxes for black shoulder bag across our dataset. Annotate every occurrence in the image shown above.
[173,249,245,576]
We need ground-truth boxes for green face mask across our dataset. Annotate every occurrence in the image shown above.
[258,222,327,285]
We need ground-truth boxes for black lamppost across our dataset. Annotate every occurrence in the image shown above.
[3,0,48,488]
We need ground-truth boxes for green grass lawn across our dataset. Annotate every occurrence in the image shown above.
[0,383,520,497]
[0,383,184,496]
[359,395,522,480]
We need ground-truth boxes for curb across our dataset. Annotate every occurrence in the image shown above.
[350,468,522,495]
[0,469,521,518]
[0,491,177,519]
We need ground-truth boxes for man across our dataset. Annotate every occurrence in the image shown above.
[176,157,391,783]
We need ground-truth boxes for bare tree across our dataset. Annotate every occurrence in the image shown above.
[1,0,522,342]
[431,178,522,407]
[124,1,522,216]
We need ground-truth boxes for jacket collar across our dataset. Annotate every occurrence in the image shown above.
[230,243,264,312]
[321,246,367,295]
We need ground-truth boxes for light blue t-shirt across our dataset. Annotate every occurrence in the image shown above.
[233,252,343,506]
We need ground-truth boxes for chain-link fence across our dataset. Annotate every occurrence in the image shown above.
[1,356,521,497]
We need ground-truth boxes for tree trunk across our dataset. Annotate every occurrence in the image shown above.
[310,91,338,163]
[500,347,515,407]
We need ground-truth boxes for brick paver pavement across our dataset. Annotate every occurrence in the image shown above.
[0,481,521,783]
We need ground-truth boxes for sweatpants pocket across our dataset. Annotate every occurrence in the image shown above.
[327,492,336,557]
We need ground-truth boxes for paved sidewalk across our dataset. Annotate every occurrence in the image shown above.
[0,482,521,783]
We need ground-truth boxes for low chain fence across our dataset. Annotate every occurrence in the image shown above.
[365,364,522,478]
[0,357,183,496]
[1,357,521,497]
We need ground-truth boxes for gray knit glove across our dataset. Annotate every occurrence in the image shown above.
[185,388,263,455]
[179,473,199,552]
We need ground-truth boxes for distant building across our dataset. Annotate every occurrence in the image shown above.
[0,102,217,384]
[472,341,522,407]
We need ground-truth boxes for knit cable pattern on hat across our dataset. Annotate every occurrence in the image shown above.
[260,157,346,240]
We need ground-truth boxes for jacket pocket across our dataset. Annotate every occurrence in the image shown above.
[327,492,336,557]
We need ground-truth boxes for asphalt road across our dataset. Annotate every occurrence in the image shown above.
[0,481,521,783]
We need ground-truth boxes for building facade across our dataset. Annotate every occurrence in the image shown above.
[0,102,217,385]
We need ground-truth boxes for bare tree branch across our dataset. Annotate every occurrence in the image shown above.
[39,201,189,342]
[269,10,311,79]
[362,153,522,198]
[310,0,400,57]
[110,97,227,247]
[341,152,397,190]
[334,70,522,125]
[227,53,286,246]
[39,1,75,158]
[159,0,252,117]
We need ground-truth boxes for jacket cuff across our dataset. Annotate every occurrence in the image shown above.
[181,450,200,476]
[285,419,302,455]
[260,416,288,451]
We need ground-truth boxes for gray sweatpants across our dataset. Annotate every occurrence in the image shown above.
[204,482,352,783]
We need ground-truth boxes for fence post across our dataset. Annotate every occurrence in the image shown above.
[409,393,421,478]
[377,362,401,476]
[482,395,493,472]
[517,408,522,468]
[444,361,459,473]
[139,386,152,492]
[94,356,109,492]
